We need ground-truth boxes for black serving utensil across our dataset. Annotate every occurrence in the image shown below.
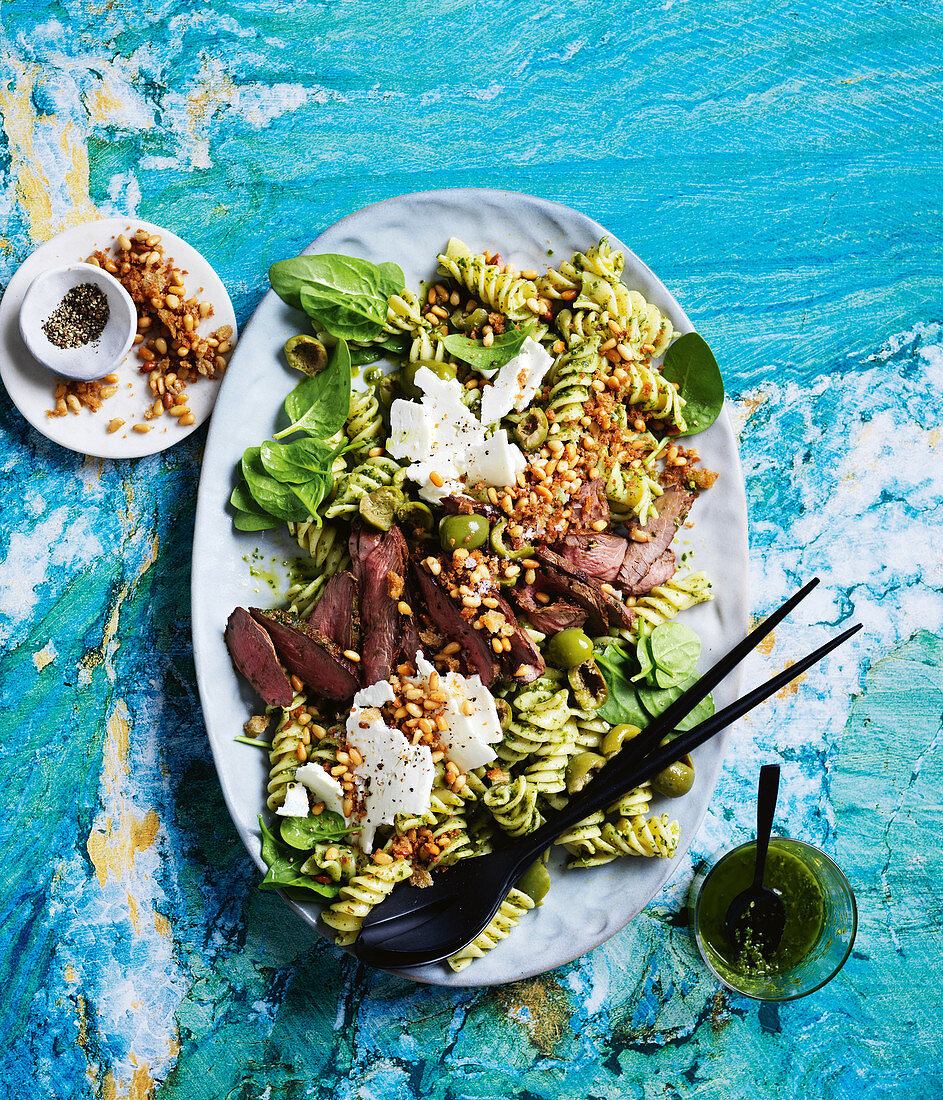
[354,583,859,969]
[724,764,786,957]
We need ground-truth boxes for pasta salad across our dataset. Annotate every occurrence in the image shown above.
[224,236,725,972]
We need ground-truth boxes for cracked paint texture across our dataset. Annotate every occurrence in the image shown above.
[0,0,941,1097]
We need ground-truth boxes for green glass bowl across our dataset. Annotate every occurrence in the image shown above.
[689,837,857,1001]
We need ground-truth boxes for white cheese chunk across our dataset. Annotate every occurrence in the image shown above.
[465,429,527,488]
[347,708,435,852]
[294,763,347,818]
[353,679,396,708]
[437,671,503,772]
[479,337,553,425]
[388,399,433,463]
[276,781,310,818]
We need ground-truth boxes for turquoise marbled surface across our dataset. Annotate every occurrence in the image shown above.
[1,0,941,1095]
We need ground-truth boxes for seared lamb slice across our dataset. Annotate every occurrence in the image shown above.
[622,550,677,597]
[306,571,359,652]
[349,525,408,687]
[616,487,694,591]
[536,547,635,632]
[489,592,545,683]
[250,608,359,701]
[412,565,498,685]
[568,477,609,530]
[556,532,628,583]
[225,607,294,707]
[514,584,588,635]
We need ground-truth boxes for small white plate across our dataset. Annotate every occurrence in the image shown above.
[0,218,237,459]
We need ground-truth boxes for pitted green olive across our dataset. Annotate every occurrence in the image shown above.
[651,756,696,798]
[566,751,606,794]
[283,335,328,377]
[513,407,549,451]
[601,723,642,757]
[396,499,434,533]
[517,860,551,905]
[568,659,608,710]
[547,628,594,669]
[494,698,512,731]
[439,513,489,552]
[359,487,406,530]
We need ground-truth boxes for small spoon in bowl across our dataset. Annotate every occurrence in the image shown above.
[724,764,786,959]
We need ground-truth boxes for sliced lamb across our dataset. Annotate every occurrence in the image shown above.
[568,477,609,530]
[621,550,677,597]
[411,565,498,685]
[224,607,294,707]
[306,571,359,652]
[250,608,360,700]
[349,525,408,687]
[616,487,694,591]
[555,532,628,583]
[488,592,546,683]
[536,546,635,632]
[514,584,588,636]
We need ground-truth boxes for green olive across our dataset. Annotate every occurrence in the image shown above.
[439,513,489,552]
[494,698,512,731]
[651,755,696,798]
[395,499,435,533]
[376,369,400,408]
[283,335,328,377]
[517,859,552,905]
[401,358,458,397]
[359,487,405,530]
[513,408,549,451]
[601,723,642,757]
[565,751,606,795]
[568,659,609,710]
[547,628,594,669]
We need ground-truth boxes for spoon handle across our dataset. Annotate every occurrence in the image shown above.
[753,764,781,888]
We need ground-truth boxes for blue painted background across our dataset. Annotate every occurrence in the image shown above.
[0,0,941,1096]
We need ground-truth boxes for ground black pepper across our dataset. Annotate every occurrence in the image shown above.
[42,283,110,349]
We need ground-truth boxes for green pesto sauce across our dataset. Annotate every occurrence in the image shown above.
[242,549,284,594]
[697,840,824,979]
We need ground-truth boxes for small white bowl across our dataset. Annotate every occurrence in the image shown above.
[18,262,137,381]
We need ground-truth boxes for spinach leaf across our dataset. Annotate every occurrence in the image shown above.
[280,811,350,851]
[660,332,725,436]
[632,633,654,683]
[442,322,535,375]
[261,438,337,485]
[595,643,651,727]
[650,623,701,678]
[230,481,281,531]
[241,448,310,522]
[258,816,339,899]
[275,338,351,440]
[269,255,404,343]
[349,335,409,367]
[290,471,333,520]
[637,676,716,731]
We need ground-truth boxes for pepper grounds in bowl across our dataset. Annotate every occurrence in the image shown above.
[42,284,110,349]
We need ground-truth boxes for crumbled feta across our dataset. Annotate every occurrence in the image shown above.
[294,764,346,818]
[388,400,433,463]
[479,337,553,425]
[276,781,310,818]
[465,429,527,487]
[438,671,503,771]
[353,679,396,708]
[347,708,435,852]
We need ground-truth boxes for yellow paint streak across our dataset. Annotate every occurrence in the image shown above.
[128,1062,155,1100]
[0,62,100,240]
[495,976,570,1054]
[127,892,140,933]
[101,1071,117,1100]
[757,630,776,656]
[85,81,131,126]
[64,964,77,983]
[775,659,807,698]
[154,912,172,938]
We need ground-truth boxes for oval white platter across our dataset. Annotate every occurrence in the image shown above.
[191,189,749,987]
[0,218,236,459]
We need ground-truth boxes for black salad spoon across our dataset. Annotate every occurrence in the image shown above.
[724,764,786,959]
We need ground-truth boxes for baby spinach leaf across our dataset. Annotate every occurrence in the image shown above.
[242,448,310,522]
[299,286,383,343]
[258,816,340,899]
[595,643,650,727]
[280,811,350,851]
[442,322,535,375]
[261,438,337,485]
[290,472,333,520]
[230,482,281,530]
[376,260,406,299]
[637,675,716,731]
[276,338,351,440]
[660,332,725,436]
[632,633,654,683]
[650,622,701,678]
